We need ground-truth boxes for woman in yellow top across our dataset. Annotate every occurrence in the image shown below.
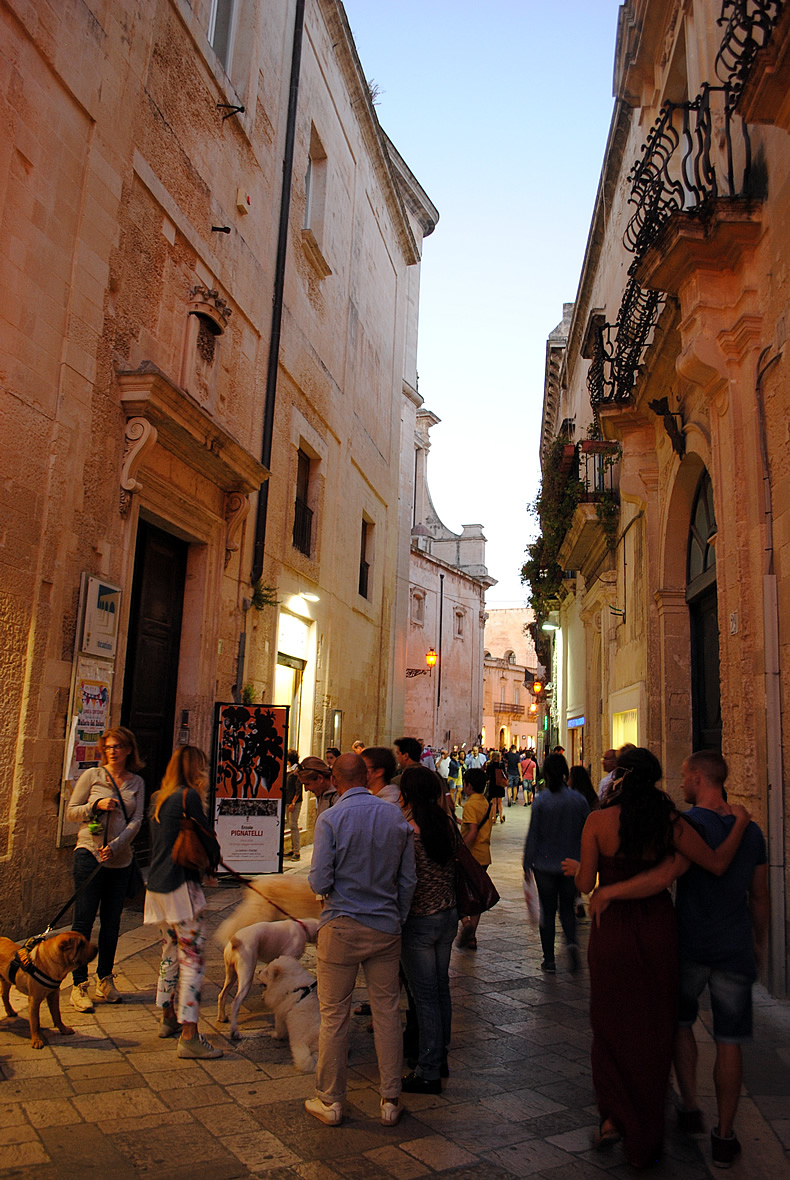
[456,768,495,949]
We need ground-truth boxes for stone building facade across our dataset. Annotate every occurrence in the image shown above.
[482,608,540,754]
[403,411,494,751]
[0,0,437,930]
[532,0,790,993]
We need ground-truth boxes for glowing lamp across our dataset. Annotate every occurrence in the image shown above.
[426,648,438,668]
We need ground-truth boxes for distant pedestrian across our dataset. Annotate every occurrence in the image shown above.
[486,750,508,823]
[522,753,588,974]
[456,768,494,950]
[284,750,303,860]
[362,746,400,805]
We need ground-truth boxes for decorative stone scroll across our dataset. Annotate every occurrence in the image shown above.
[120,417,158,515]
[224,491,250,567]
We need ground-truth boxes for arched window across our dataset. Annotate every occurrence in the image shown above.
[686,471,721,751]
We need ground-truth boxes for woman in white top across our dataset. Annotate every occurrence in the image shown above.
[67,727,145,1011]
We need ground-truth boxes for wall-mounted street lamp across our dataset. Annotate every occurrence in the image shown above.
[426,648,438,668]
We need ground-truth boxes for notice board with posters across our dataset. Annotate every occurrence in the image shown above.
[212,703,289,874]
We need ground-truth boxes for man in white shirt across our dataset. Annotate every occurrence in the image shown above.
[597,749,617,801]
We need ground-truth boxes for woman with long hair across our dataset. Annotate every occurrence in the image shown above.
[144,745,222,1058]
[67,727,145,1009]
[523,753,589,973]
[398,765,459,1093]
[569,764,600,812]
[567,747,750,1167]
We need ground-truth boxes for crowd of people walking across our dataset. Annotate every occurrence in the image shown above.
[62,727,766,1170]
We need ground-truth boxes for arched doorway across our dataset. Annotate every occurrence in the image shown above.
[686,471,721,751]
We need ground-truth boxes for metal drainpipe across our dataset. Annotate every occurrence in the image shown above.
[754,346,786,996]
[251,0,306,584]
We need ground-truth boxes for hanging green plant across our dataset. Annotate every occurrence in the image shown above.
[251,580,278,610]
[521,436,583,619]
[595,489,620,551]
[241,684,256,705]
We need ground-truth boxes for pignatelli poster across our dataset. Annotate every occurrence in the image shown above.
[212,703,289,874]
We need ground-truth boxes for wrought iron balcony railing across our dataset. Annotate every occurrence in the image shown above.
[623,83,753,262]
[588,280,664,406]
[587,0,783,411]
[493,702,525,715]
[716,0,785,94]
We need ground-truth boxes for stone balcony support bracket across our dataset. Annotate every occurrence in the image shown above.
[117,363,269,518]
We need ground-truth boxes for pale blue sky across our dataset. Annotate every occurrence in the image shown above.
[343,0,624,604]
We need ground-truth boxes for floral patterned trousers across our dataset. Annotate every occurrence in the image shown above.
[156,917,206,1023]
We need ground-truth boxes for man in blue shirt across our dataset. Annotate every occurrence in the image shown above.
[305,753,416,1129]
[672,751,768,1167]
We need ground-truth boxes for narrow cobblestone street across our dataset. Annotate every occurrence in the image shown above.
[2,805,789,1178]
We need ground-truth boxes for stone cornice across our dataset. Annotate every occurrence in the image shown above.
[320,1,421,267]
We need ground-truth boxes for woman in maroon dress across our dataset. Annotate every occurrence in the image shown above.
[568,747,749,1168]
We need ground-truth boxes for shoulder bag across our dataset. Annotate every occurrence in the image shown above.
[171,788,219,873]
[105,771,145,902]
[455,810,499,917]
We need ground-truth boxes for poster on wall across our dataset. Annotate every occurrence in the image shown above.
[81,576,122,658]
[57,656,114,846]
[212,703,289,875]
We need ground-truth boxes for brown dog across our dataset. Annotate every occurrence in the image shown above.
[0,932,97,1049]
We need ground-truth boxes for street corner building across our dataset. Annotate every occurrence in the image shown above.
[0,0,439,932]
[529,0,790,995]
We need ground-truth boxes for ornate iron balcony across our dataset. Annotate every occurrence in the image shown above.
[716,0,785,94]
[588,280,664,406]
[623,83,753,262]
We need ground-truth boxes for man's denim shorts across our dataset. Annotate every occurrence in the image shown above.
[678,959,753,1043]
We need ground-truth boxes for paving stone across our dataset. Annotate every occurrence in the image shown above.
[399,1134,478,1170]
[70,1086,168,1121]
[37,1122,135,1178]
[362,1144,431,1178]
[20,1099,82,1128]
[218,1128,301,1172]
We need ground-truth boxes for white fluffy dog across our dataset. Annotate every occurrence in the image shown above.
[217,917,319,1040]
[260,955,320,1073]
[215,877,323,947]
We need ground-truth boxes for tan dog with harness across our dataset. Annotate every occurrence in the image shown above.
[0,932,97,1048]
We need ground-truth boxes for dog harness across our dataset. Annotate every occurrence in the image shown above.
[291,980,318,1003]
[8,945,61,991]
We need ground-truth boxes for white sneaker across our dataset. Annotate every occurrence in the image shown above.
[305,1097,343,1125]
[95,974,122,1003]
[176,1033,223,1059]
[71,982,94,1013]
[380,1099,401,1126]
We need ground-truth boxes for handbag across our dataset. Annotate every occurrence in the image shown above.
[523,872,540,925]
[105,772,145,902]
[171,788,217,873]
[455,836,500,918]
[495,766,508,790]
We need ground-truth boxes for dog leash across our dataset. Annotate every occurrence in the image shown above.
[218,859,313,937]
